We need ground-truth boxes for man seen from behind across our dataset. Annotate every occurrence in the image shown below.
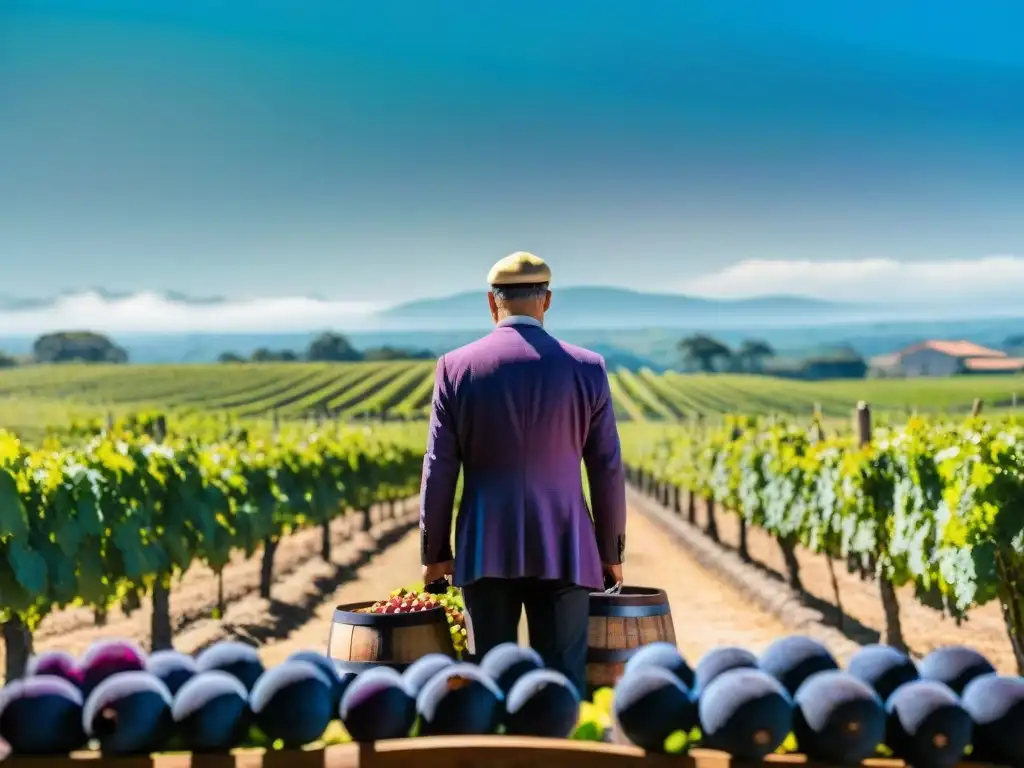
[418,251,627,695]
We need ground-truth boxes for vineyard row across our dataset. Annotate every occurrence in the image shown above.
[621,408,1024,674]
[0,417,425,680]
[2,362,1023,428]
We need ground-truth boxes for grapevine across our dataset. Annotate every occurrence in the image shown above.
[623,414,1024,673]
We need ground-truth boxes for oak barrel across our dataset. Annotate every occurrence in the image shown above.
[328,601,457,673]
[586,586,676,693]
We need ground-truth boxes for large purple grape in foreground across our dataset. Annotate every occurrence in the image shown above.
[699,668,792,759]
[479,643,544,695]
[758,635,838,697]
[504,669,580,738]
[83,671,173,755]
[624,642,695,689]
[846,644,919,704]
[885,679,972,768]
[146,650,198,696]
[402,653,456,697]
[79,639,147,698]
[339,666,417,742]
[172,671,250,752]
[249,660,334,747]
[961,674,1024,765]
[693,646,758,696]
[0,676,87,755]
[792,671,885,765]
[416,664,503,736]
[918,645,996,696]
[612,665,697,752]
[287,650,354,711]
[195,641,264,692]
[26,651,83,689]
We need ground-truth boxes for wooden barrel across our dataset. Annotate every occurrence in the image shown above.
[328,601,457,673]
[586,587,676,693]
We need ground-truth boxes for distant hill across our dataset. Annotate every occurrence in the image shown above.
[378,286,862,330]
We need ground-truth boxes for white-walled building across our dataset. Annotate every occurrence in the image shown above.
[870,340,1024,377]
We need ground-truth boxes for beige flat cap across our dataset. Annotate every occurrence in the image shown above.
[487,251,551,286]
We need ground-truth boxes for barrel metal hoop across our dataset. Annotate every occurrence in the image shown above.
[588,603,669,618]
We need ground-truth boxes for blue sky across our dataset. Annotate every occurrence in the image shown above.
[2,0,1024,305]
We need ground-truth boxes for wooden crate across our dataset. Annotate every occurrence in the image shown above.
[1,739,1007,768]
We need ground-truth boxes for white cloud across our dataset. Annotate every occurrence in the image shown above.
[0,291,385,336]
[686,255,1024,307]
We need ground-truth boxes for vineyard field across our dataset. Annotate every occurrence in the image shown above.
[0,362,1022,439]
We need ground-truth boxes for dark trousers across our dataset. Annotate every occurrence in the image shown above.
[461,577,590,696]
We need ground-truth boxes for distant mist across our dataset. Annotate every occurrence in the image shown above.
[1,255,1022,336]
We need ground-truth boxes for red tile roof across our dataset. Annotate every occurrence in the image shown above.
[902,340,1006,359]
[962,356,1024,372]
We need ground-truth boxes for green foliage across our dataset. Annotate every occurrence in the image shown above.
[32,331,128,364]
[0,418,423,629]
[623,415,1024,668]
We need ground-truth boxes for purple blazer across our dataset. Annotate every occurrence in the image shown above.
[419,319,627,591]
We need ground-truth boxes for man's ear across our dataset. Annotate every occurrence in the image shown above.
[487,291,499,319]
[543,290,552,312]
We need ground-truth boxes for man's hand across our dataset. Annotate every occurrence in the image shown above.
[422,560,454,586]
[602,562,623,588]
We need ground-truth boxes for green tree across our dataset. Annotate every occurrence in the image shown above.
[677,334,732,373]
[737,339,775,372]
[0,351,17,368]
[362,345,434,361]
[32,331,128,364]
[251,348,298,362]
[306,332,361,362]
[217,352,246,363]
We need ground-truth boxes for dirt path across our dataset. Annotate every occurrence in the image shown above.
[686,496,1019,673]
[253,504,798,668]
[618,504,793,663]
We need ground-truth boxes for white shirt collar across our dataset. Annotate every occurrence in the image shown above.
[496,315,543,328]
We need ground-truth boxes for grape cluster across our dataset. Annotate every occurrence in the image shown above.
[0,639,580,756]
[357,584,468,655]
[587,636,1024,766]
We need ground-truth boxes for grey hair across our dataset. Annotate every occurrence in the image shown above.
[491,282,549,302]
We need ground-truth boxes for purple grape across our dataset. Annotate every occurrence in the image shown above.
[340,667,417,742]
[758,635,838,696]
[504,669,580,738]
[416,663,504,736]
[0,676,87,755]
[82,671,173,755]
[402,653,456,696]
[693,646,758,695]
[612,665,696,752]
[624,642,695,689]
[146,650,198,696]
[249,660,333,747]
[195,641,264,691]
[961,673,1024,764]
[287,650,354,710]
[793,670,885,764]
[846,644,919,703]
[78,639,147,698]
[26,651,83,689]
[918,645,996,696]
[172,671,250,752]
[699,668,793,759]
[479,643,544,695]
